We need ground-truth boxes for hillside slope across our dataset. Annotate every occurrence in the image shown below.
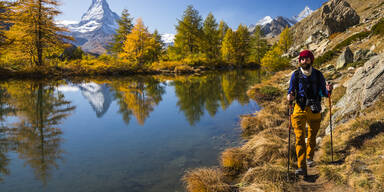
[183,0,384,191]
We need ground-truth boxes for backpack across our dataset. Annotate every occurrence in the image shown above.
[293,68,322,112]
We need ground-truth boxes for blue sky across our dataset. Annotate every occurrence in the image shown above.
[58,0,328,34]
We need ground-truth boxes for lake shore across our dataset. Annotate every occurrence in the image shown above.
[0,64,260,80]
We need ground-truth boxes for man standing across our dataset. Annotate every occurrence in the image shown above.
[287,50,333,176]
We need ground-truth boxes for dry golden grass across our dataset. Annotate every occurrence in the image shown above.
[240,131,287,167]
[220,147,246,176]
[318,96,384,191]
[239,164,290,192]
[183,168,231,192]
[331,85,347,106]
[329,32,342,40]
[241,98,288,137]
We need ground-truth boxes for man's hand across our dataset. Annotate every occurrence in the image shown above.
[326,81,333,93]
[287,93,295,102]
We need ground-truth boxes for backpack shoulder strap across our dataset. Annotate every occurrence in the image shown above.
[293,69,302,96]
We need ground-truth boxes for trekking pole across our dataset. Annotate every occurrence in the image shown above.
[328,92,333,162]
[287,101,293,181]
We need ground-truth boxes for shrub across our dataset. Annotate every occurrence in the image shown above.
[248,85,281,103]
[260,86,281,99]
[372,18,384,36]
[333,31,370,51]
[151,61,182,71]
[174,65,194,74]
[261,47,290,72]
[314,31,370,66]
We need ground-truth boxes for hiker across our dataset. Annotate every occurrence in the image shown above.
[287,50,333,176]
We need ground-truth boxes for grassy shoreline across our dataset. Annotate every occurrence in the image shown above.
[183,62,384,191]
[0,62,260,80]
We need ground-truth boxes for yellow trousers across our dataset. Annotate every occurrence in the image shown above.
[291,104,321,169]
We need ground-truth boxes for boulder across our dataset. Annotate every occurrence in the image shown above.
[327,54,384,134]
[321,0,360,35]
[336,46,354,69]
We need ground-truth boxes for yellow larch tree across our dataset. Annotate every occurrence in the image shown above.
[278,26,293,53]
[119,18,153,67]
[4,0,72,67]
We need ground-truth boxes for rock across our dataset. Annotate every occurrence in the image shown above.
[287,47,300,58]
[321,0,360,35]
[354,49,370,62]
[336,47,354,69]
[327,54,384,134]
[354,49,378,62]
[370,45,376,52]
[325,64,335,70]
[348,67,355,71]
[316,137,322,146]
[306,30,328,45]
[367,50,378,58]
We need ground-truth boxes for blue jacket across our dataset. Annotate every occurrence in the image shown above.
[288,68,329,100]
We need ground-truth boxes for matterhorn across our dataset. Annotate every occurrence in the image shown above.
[59,0,120,55]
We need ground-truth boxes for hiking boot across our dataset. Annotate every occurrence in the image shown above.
[307,159,315,167]
[295,168,307,176]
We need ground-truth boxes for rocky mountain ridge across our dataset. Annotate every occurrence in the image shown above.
[58,0,120,55]
[249,6,313,37]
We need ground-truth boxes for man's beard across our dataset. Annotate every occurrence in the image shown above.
[301,63,311,70]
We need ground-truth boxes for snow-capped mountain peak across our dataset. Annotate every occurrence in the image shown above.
[294,6,313,22]
[256,16,273,26]
[55,20,79,26]
[161,33,175,44]
[248,16,273,33]
[58,0,120,54]
[80,0,117,23]
[67,0,119,34]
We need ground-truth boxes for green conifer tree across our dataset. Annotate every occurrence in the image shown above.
[202,13,220,62]
[249,25,269,65]
[109,9,134,55]
[234,24,251,65]
[173,5,203,58]
[149,30,164,63]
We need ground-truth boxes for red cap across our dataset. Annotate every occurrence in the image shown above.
[299,50,314,63]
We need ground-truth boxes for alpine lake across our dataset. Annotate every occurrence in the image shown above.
[0,69,261,192]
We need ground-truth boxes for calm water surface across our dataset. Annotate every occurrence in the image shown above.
[0,70,261,192]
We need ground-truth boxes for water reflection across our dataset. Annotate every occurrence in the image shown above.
[78,83,113,118]
[0,87,14,181]
[173,70,260,125]
[0,70,261,191]
[0,81,75,184]
[110,76,165,125]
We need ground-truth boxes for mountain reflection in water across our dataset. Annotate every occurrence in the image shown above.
[0,70,261,192]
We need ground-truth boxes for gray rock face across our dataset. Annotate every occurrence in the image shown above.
[321,0,360,35]
[261,16,293,37]
[328,54,384,134]
[354,49,378,62]
[336,47,353,69]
